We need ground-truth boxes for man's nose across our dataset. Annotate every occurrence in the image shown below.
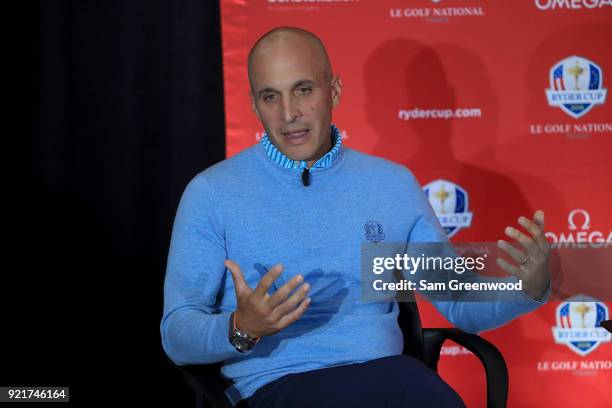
[281,96,302,123]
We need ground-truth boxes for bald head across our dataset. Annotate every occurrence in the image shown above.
[248,27,332,91]
[246,26,342,167]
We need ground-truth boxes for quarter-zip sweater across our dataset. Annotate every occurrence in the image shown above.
[161,125,546,405]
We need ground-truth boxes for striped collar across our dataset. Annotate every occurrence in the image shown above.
[259,124,342,169]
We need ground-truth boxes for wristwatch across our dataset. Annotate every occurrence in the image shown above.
[228,311,260,353]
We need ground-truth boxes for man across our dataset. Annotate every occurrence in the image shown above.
[161,27,550,407]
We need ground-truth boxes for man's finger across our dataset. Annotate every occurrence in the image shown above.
[533,210,550,251]
[253,264,284,298]
[268,274,305,307]
[225,259,250,296]
[518,216,548,251]
[504,226,538,257]
[505,226,532,243]
[276,297,311,330]
[518,216,542,237]
[496,257,524,279]
[497,240,528,265]
[534,210,545,228]
[273,282,310,317]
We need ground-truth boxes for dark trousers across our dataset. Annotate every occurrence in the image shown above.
[241,355,466,408]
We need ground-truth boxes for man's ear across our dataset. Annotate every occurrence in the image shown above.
[249,90,262,120]
[330,74,342,109]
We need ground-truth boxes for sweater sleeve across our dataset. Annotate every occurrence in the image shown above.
[160,175,247,365]
[404,171,550,334]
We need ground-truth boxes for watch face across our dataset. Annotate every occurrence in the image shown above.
[237,337,249,350]
[231,334,250,352]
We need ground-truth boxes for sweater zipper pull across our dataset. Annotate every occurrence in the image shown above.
[301,167,310,186]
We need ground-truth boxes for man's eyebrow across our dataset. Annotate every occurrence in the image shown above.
[256,79,317,98]
[293,79,316,88]
[257,87,277,98]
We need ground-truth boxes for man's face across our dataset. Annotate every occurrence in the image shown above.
[249,36,341,165]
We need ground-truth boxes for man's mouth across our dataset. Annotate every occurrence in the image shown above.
[282,128,310,145]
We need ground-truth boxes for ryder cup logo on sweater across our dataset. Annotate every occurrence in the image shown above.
[552,299,610,356]
[364,221,386,243]
[546,56,607,119]
[423,179,473,238]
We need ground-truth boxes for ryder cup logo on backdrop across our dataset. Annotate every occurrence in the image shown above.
[423,179,473,238]
[546,56,607,119]
[552,299,610,356]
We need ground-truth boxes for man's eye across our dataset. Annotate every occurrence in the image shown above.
[263,94,277,102]
[297,87,312,94]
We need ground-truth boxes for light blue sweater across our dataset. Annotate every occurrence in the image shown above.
[161,126,546,405]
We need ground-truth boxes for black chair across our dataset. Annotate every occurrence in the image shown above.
[167,300,509,408]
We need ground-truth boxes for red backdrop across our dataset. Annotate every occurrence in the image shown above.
[220,1,612,406]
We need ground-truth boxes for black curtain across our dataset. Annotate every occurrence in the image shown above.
[23,1,226,405]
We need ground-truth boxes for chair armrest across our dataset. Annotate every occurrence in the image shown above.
[166,356,232,408]
[422,328,508,408]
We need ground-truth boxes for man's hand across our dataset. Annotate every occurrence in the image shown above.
[496,210,551,301]
[224,259,311,338]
